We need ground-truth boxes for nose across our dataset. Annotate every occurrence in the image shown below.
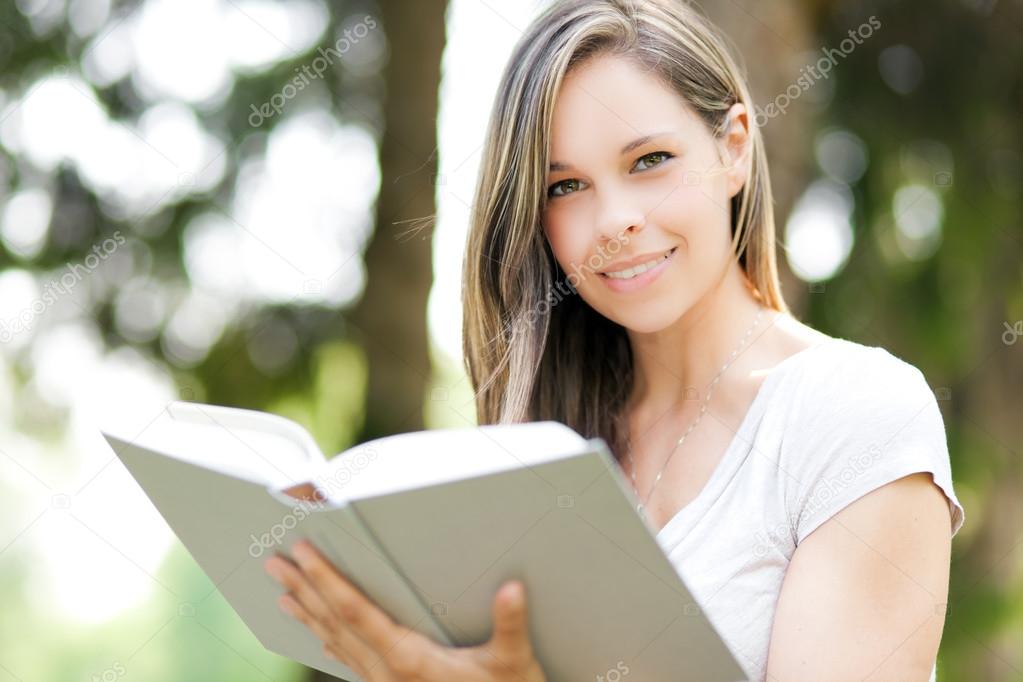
[595,189,646,245]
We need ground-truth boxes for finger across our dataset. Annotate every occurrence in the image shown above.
[485,580,536,668]
[291,540,408,655]
[281,481,328,504]
[265,554,336,628]
[270,556,389,676]
[289,541,450,679]
[280,593,376,676]
[323,642,367,679]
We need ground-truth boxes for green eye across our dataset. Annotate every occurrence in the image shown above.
[634,151,673,171]
[548,179,582,198]
[547,151,674,199]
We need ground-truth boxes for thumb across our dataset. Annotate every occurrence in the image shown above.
[488,580,533,661]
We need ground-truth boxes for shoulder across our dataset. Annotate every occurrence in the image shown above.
[780,336,942,445]
[783,337,937,428]
[752,314,923,402]
[775,337,965,544]
[766,340,957,679]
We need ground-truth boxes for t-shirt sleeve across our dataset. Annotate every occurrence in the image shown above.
[781,346,966,546]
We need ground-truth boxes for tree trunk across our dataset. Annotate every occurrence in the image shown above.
[310,1,448,680]
[350,0,447,443]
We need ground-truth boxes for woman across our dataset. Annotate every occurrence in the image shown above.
[265,1,966,680]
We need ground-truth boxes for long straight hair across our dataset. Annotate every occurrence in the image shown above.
[461,0,790,458]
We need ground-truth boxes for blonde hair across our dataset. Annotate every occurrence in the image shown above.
[461,0,789,457]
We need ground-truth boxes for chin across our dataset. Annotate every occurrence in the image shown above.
[595,300,686,335]
[617,315,677,335]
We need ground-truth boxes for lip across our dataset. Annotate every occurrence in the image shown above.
[599,246,677,293]
[599,248,677,274]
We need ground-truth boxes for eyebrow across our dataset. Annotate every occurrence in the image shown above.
[548,131,675,172]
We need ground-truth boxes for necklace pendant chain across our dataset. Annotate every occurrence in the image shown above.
[626,306,764,517]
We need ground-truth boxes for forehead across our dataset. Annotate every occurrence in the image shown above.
[549,54,697,152]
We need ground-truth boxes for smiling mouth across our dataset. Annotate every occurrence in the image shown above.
[600,247,677,280]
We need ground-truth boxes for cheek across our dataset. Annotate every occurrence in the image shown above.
[542,218,601,300]
[542,213,585,269]
[654,180,732,246]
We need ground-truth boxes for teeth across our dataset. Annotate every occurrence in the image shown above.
[604,249,674,280]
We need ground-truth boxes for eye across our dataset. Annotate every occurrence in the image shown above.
[547,178,584,198]
[546,151,675,199]
[632,151,674,171]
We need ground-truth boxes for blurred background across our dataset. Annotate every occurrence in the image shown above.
[0,0,1019,680]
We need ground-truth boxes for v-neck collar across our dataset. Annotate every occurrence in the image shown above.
[653,339,837,544]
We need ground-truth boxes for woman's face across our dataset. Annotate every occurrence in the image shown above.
[541,54,749,334]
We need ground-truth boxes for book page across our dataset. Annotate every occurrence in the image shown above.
[102,402,323,489]
[307,421,590,504]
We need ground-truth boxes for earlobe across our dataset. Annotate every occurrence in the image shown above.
[726,157,749,199]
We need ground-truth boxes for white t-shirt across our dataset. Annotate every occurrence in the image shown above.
[654,337,966,682]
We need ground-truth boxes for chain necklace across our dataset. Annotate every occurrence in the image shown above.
[624,306,764,516]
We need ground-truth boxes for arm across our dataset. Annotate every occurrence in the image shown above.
[766,472,953,681]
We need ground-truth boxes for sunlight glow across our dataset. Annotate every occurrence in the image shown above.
[892,184,943,261]
[1,186,53,259]
[784,180,856,282]
[430,0,550,362]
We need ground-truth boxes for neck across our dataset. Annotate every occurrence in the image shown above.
[626,261,772,417]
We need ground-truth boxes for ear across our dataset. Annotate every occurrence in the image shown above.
[721,102,751,199]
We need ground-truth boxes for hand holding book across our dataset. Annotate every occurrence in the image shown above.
[265,533,547,682]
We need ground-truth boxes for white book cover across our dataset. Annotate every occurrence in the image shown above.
[100,400,747,681]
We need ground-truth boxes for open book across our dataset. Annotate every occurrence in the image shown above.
[99,401,747,681]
